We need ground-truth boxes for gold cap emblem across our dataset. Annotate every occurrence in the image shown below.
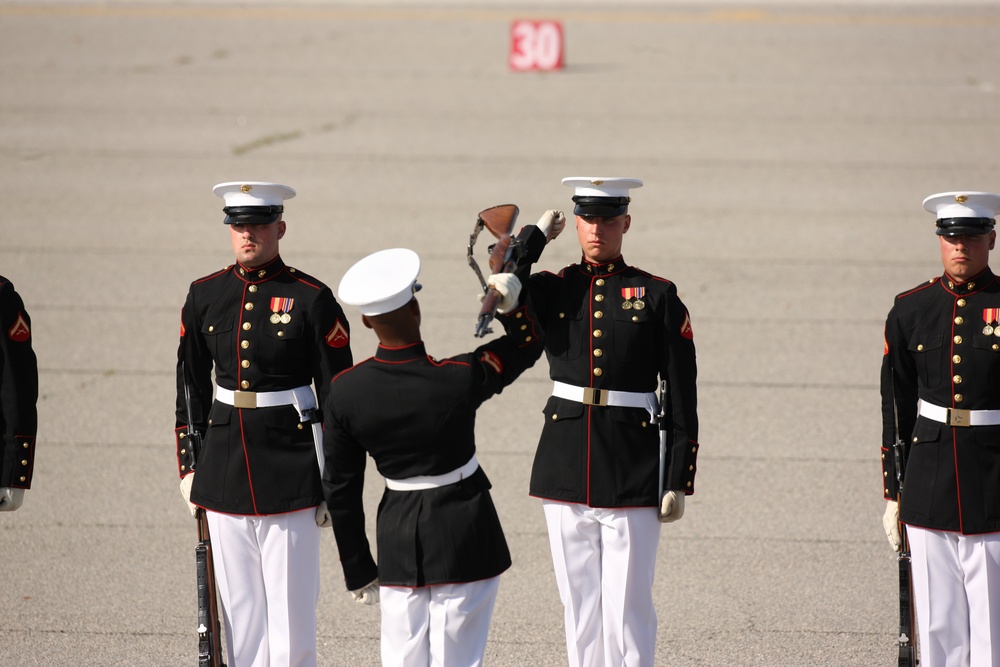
[956,195,968,203]
[591,179,604,185]
[240,184,253,193]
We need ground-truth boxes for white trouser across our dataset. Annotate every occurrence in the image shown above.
[207,508,321,667]
[542,500,661,667]
[907,526,1000,667]
[379,576,501,667]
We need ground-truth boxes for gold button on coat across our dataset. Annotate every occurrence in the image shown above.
[245,302,254,311]
[957,298,966,307]
[955,394,964,403]
[595,294,605,302]
[241,380,250,389]
[596,279,605,286]
[953,375,962,384]
[594,311,604,319]
[593,330,603,338]
[955,316,963,324]
[954,336,963,344]
[594,368,603,377]
[953,355,962,364]
[248,285,258,293]
[241,340,250,349]
[243,322,252,330]
[594,349,603,357]
[241,360,250,368]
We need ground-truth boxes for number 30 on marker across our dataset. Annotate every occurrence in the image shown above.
[509,20,564,71]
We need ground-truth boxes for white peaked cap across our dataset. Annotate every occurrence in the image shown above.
[338,248,422,316]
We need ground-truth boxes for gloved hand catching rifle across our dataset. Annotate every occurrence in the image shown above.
[481,274,522,314]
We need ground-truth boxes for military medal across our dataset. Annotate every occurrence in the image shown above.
[984,309,1000,336]
[621,286,646,311]
[270,297,295,325]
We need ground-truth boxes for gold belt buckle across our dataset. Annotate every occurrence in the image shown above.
[947,408,971,427]
[582,387,608,407]
[233,391,257,409]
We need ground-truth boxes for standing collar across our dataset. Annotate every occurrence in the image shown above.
[375,341,427,362]
[940,267,996,295]
[234,255,285,283]
[577,255,628,277]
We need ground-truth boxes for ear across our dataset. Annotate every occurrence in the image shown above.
[361,315,373,330]
[622,214,631,234]
[990,230,997,251]
[276,220,287,240]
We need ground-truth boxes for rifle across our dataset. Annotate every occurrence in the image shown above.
[655,380,670,521]
[891,438,917,667]
[890,381,917,667]
[467,204,523,337]
[182,363,227,667]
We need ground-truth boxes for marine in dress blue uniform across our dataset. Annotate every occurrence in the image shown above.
[0,276,37,512]
[526,178,699,667]
[881,191,1000,667]
[175,182,353,667]
[323,233,550,667]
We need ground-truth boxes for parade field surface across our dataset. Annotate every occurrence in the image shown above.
[1,1,998,665]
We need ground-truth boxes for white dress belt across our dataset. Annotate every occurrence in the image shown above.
[384,455,480,491]
[215,385,310,410]
[918,399,1000,427]
[551,381,658,420]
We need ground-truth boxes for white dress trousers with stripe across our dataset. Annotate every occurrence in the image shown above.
[207,508,321,667]
[542,500,661,667]
[379,576,501,667]
[907,526,1000,667]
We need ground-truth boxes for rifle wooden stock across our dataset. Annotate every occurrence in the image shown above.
[196,509,226,667]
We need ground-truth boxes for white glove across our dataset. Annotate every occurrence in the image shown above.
[179,474,198,517]
[0,487,25,512]
[485,273,522,314]
[883,500,901,552]
[535,209,566,243]
[315,501,332,528]
[659,490,685,523]
[351,579,380,605]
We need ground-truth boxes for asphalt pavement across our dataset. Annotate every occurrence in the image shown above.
[1,1,998,665]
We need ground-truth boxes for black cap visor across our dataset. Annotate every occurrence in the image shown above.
[223,205,283,225]
[572,196,629,218]
[935,217,995,236]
